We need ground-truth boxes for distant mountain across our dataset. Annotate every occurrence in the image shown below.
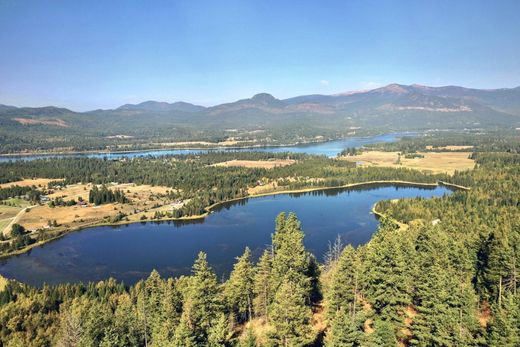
[118,101,205,113]
[1,83,520,153]
[0,104,18,112]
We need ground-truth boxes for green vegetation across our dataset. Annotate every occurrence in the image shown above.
[1,138,520,345]
[0,185,41,203]
[88,185,127,205]
[369,130,520,153]
[1,84,519,154]
[0,212,322,346]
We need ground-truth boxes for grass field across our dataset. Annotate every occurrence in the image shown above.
[340,151,475,175]
[0,219,12,233]
[17,183,175,231]
[213,159,296,169]
[0,204,24,219]
[0,178,62,189]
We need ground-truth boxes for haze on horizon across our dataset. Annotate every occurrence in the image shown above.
[1,0,519,111]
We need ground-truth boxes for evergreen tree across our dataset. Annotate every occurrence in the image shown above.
[410,226,477,346]
[488,293,520,347]
[182,252,223,345]
[271,212,313,300]
[269,278,312,347]
[173,312,197,347]
[56,303,84,347]
[238,327,257,347]
[207,313,230,347]
[362,220,413,328]
[224,247,255,322]
[326,306,362,347]
[253,249,272,321]
[326,245,359,320]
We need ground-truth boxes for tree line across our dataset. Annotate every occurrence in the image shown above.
[88,185,127,205]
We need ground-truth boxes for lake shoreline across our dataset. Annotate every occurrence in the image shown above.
[0,134,381,158]
[0,179,467,260]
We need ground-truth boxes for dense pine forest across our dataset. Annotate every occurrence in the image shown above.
[0,152,456,218]
[0,150,519,346]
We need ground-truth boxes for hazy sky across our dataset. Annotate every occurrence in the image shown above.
[1,0,519,111]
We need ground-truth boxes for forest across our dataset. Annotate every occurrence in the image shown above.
[88,185,128,205]
[0,150,519,346]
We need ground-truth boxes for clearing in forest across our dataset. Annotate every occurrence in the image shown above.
[0,178,63,189]
[340,151,475,175]
[212,159,296,169]
[15,183,175,231]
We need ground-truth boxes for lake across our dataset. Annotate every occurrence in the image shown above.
[0,132,412,162]
[0,183,451,286]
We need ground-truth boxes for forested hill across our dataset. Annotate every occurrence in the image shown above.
[1,84,520,153]
[0,152,520,345]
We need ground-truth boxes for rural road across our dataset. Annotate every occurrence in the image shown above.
[2,205,37,236]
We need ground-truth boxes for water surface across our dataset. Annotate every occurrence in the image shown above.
[0,132,411,162]
[0,184,450,286]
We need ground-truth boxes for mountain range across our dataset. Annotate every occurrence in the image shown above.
[1,83,520,153]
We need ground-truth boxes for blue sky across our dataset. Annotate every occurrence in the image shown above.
[0,0,519,111]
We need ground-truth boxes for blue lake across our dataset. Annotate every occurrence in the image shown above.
[0,132,412,162]
[0,183,451,286]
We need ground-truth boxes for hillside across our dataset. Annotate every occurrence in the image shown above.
[1,84,519,153]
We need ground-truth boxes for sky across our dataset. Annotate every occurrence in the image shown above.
[0,0,519,111]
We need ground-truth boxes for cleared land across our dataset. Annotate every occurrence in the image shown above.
[213,159,296,169]
[13,183,177,234]
[0,178,62,189]
[340,151,475,175]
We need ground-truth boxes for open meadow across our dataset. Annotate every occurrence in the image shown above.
[340,150,475,175]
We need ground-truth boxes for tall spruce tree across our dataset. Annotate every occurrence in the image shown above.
[326,245,360,320]
[269,278,312,347]
[253,249,272,321]
[325,306,362,347]
[224,247,255,323]
[181,252,224,345]
[271,212,313,301]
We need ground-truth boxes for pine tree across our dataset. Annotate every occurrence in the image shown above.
[410,226,476,346]
[207,313,230,347]
[371,319,398,347]
[269,278,312,347]
[362,222,413,327]
[326,245,359,320]
[173,312,197,347]
[238,327,258,347]
[481,227,518,304]
[224,247,255,322]
[253,249,272,321]
[182,252,223,345]
[488,293,520,347]
[271,212,312,300]
[56,303,84,347]
[326,306,362,347]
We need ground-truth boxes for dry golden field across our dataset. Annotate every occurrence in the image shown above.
[341,151,475,175]
[15,182,176,232]
[0,178,62,189]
